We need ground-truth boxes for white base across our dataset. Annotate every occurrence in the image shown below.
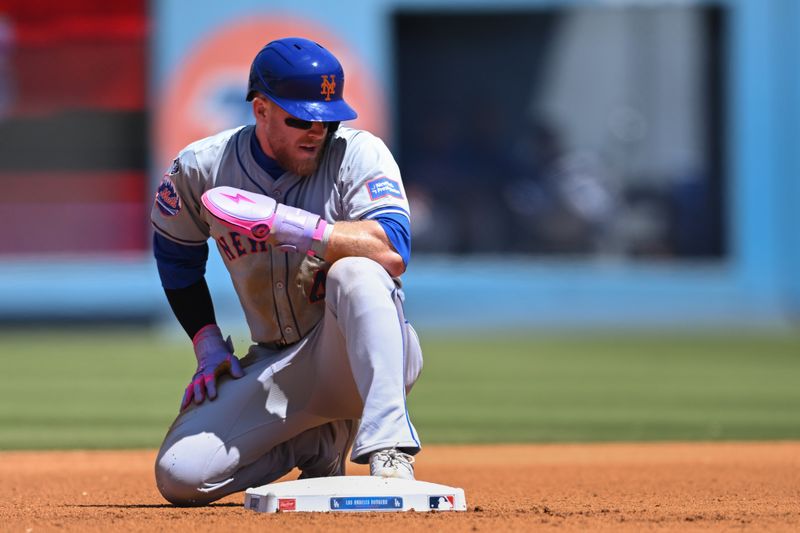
[244,475,467,513]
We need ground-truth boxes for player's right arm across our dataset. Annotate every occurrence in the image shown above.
[329,130,412,277]
[151,153,243,410]
[322,220,406,277]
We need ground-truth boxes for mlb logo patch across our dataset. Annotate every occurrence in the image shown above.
[366,176,403,201]
[155,176,181,217]
[429,495,455,510]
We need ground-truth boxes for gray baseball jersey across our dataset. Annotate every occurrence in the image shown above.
[151,125,410,345]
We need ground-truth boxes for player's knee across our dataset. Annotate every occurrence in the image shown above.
[155,433,239,506]
[327,257,391,296]
[155,465,211,506]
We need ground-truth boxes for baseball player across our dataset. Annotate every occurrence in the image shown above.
[151,37,422,506]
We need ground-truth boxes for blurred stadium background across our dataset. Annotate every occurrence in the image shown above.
[0,0,798,449]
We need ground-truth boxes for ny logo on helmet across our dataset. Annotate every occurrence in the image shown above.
[320,75,336,101]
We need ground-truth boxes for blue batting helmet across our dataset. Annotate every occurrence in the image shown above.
[246,37,358,122]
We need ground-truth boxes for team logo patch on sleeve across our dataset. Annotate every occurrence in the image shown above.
[366,176,403,201]
[155,176,181,217]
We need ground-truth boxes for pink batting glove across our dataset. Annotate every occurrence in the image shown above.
[180,324,244,411]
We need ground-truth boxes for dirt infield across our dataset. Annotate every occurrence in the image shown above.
[2,442,798,532]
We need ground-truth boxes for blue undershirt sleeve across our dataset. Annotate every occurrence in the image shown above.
[372,213,411,266]
[153,233,209,289]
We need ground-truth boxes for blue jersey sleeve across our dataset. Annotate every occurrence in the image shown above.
[153,233,209,289]
[372,213,411,266]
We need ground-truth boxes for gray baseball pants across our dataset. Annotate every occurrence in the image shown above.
[154,257,423,505]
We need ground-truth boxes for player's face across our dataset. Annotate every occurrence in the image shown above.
[254,98,328,177]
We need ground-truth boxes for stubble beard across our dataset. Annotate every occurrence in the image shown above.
[273,141,326,177]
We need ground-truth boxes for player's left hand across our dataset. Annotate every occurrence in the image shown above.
[181,324,244,411]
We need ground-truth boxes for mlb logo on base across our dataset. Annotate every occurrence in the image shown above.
[429,495,455,510]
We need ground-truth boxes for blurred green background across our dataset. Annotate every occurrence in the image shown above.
[2,328,798,450]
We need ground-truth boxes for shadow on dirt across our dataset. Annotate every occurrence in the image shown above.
[68,503,240,509]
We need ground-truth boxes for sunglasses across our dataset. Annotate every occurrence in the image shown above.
[284,117,333,130]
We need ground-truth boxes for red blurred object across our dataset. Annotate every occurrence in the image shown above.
[0,0,149,254]
[1,0,147,114]
[0,171,148,253]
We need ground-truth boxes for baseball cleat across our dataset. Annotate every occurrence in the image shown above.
[369,449,415,480]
